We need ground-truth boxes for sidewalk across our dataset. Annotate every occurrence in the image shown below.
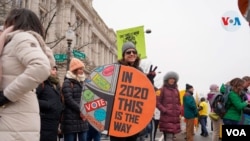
[155,117,213,141]
[101,119,213,141]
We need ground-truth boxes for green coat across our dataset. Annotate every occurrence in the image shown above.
[183,92,198,119]
[223,91,248,121]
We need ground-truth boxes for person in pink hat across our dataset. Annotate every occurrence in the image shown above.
[207,84,221,141]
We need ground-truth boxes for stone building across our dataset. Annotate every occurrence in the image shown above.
[0,0,117,79]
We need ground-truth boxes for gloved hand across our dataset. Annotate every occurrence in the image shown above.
[0,91,10,106]
[147,65,158,85]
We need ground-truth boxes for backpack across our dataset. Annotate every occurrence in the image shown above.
[210,85,231,118]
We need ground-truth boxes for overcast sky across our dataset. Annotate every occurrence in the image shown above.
[93,0,250,95]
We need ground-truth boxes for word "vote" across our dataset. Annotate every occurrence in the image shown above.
[84,98,106,112]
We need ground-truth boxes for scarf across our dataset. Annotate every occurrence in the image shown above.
[48,76,59,85]
[48,76,59,89]
[0,26,14,89]
[66,71,86,82]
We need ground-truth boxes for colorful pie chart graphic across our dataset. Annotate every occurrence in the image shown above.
[80,64,156,137]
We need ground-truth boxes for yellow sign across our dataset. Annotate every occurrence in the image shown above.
[116,26,146,59]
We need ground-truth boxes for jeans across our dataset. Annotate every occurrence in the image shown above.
[153,119,159,141]
[64,131,88,141]
[199,115,208,135]
[146,119,155,141]
[87,125,101,141]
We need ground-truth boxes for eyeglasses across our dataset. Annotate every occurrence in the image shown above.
[125,50,137,55]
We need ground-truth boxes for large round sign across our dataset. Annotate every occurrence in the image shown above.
[80,64,156,137]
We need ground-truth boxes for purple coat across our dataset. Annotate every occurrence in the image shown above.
[156,85,181,133]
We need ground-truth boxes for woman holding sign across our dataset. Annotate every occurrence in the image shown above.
[110,41,157,141]
[61,58,89,141]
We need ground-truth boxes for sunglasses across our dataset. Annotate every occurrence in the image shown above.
[125,50,137,55]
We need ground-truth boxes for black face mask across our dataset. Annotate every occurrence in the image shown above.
[186,90,193,95]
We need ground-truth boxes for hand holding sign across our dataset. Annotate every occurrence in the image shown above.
[147,65,158,84]
[80,64,156,137]
[80,112,87,121]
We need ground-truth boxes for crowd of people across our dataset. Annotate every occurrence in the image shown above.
[1,7,250,141]
[0,8,158,141]
[206,76,250,141]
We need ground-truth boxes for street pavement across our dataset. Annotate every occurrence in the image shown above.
[101,130,213,141]
[101,117,214,141]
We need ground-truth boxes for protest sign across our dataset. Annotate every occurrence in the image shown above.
[80,64,155,137]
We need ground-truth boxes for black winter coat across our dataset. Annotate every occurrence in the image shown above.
[37,80,63,120]
[61,78,88,134]
[36,79,64,141]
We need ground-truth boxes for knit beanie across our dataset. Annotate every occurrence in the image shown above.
[200,97,205,101]
[122,41,137,55]
[209,84,219,91]
[186,83,193,90]
[69,58,85,72]
[163,71,179,82]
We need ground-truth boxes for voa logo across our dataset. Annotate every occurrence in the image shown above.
[226,129,246,136]
[221,11,241,32]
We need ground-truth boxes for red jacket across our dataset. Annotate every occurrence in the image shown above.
[156,85,181,133]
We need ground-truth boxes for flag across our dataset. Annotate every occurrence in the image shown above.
[116,25,146,59]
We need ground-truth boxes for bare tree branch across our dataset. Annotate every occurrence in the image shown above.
[73,21,83,31]
[0,0,13,7]
[44,11,56,40]
[0,1,96,72]
[50,36,65,49]
[76,42,95,50]
[40,5,57,23]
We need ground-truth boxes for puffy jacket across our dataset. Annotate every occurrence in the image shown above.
[36,79,64,141]
[36,79,64,120]
[61,78,88,133]
[156,85,181,133]
[0,30,51,140]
